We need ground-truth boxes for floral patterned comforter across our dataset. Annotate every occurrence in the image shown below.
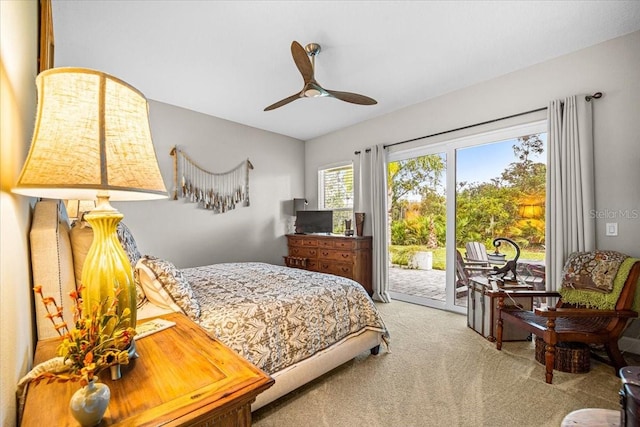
[180,262,389,375]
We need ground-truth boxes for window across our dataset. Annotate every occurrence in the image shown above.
[318,163,353,233]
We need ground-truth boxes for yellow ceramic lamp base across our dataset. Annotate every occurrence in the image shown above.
[81,206,137,329]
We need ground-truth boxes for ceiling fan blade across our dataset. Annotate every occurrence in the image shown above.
[291,41,313,83]
[324,89,377,106]
[264,93,301,111]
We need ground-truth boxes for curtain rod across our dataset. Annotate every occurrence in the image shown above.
[382,106,547,150]
[375,91,602,151]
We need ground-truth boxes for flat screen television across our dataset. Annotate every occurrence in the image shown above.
[295,210,333,234]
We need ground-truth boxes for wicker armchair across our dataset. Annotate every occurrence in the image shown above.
[495,255,640,384]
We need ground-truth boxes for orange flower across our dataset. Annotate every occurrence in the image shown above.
[31,285,137,385]
[83,351,94,366]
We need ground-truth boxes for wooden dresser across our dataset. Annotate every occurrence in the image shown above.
[21,312,274,427]
[285,234,372,295]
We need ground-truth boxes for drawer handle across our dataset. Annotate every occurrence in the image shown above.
[341,267,350,272]
[341,254,349,258]
[322,251,330,256]
[309,250,317,255]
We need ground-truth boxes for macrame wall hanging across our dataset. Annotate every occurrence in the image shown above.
[170,145,253,213]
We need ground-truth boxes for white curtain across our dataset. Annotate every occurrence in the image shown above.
[356,144,391,302]
[546,95,596,290]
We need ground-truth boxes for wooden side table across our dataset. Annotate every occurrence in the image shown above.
[21,312,274,426]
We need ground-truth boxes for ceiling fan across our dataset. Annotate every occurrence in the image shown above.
[264,41,377,111]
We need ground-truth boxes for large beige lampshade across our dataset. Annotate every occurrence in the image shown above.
[13,68,167,347]
[13,67,166,200]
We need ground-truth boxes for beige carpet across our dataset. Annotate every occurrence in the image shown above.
[253,300,624,427]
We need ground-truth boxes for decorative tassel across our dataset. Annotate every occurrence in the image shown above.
[170,146,252,214]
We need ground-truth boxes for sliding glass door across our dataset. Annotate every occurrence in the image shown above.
[387,148,451,309]
[387,121,547,314]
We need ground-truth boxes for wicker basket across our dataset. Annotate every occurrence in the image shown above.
[534,336,590,373]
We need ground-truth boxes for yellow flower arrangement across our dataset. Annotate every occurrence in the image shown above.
[32,285,136,386]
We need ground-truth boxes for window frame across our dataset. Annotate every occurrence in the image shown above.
[318,161,354,233]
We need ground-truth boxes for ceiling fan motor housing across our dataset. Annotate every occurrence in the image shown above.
[305,43,321,56]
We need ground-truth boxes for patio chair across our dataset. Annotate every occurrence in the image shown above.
[496,251,640,384]
[456,250,493,297]
[465,242,491,265]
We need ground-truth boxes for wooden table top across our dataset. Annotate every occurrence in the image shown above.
[21,312,274,426]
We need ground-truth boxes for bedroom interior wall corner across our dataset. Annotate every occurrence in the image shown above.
[114,101,305,269]
[0,1,38,425]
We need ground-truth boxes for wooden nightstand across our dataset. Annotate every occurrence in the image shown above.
[21,312,274,426]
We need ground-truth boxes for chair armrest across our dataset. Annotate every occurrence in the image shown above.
[534,307,638,319]
[465,258,490,266]
[465,266,494,273]
[465,259,490,266]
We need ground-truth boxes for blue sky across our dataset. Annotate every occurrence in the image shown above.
[397,133,547,200]
[456,134,547,185]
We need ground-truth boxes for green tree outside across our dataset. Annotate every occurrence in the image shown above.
[389,134,546,267]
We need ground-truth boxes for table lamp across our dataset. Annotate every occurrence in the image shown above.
[13,67,167,331]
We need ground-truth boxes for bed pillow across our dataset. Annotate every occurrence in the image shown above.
[116,221,142,268]
[69,219,93,289]
[136,256,201,319]
[69,218,145,304]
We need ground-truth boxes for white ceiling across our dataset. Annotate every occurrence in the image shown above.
[51,1,640,141]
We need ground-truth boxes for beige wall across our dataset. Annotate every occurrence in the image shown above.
[305,30,640,257]
[114,101,305,269]
[0,1,38,425]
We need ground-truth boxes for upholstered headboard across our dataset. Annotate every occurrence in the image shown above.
[29,200,166,339]
[29,200,77,340]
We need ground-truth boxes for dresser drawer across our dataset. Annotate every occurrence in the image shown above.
[333,240,356,250]
[289,247,318,258]
[319,262,354,278]
[306,259,320,271]
[318,240,334,248]
[288,236,318,247]
[318,249,354,263]
[300,238,318,247]
[318,249,332,259]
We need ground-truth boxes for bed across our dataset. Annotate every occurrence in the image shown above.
[29,200,389,411]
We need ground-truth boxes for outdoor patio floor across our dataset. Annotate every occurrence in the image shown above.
[389,265,467,306]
